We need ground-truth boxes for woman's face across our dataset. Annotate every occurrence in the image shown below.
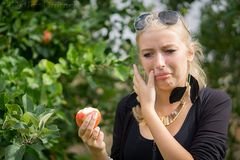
[137,28,194,91]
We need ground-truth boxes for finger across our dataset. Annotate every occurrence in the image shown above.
[133,74,140,94]
[133,85,138,94]
[98,131,104,143]
[133,75,139,90]
[133,75,136,85]
[133,74,139,85]
[85,112,98,135]
[82,113,97,139]
[91,112,98,127]
[136,96,140,102]
[133,64,145,84]
[78,127,82,138]
[93,131,106,149]
[78,114,92,137]
[147,70,155,88]
[91,126,100,140]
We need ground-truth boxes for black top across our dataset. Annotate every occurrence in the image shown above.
[110,87,231,160]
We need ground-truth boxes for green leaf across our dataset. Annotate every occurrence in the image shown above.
[11,122,26,130]
[40,125,59,137]
[0,35,8,50]
[34,105,46,116]
[22,94,34,112]
[38,59,56,74]
[38,109,55,131]
[29,142,44,152]
[22,37,34,47]
[84,50,93,63]
[0,92,5,109]
[2,115,20,129]
[54,63,67,74]
[86,75,97,89]
[5,144,25,160]
[21,68,35,77]
[93,41,106,62]
[66,43,78,64]
[129,46,138,64]
[6,104,23,118]
[13,18,21,32]
[28,142,47,160]
[88,64,95,72]
[0,147,4,159]
[59,58,67,66]
[29,34,42,42]
[42,73,54,85]
[48,82,63,95]
[0,77,5,91]
[26,77,39,89]
[21,112,39,127]
[0,25,8,33]
[113,65,130,81]
[55,110,71,125]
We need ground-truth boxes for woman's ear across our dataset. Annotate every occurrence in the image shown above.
[187,43,195,61]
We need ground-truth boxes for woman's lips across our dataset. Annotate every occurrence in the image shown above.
[155,73,170,80]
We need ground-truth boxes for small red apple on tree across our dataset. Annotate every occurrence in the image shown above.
[75,107,101,128]
[42,30,52,44]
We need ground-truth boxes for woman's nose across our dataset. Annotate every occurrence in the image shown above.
[154,53,166,68]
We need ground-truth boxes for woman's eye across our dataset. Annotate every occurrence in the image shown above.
[165,49,176,54]
[143,53,152,58]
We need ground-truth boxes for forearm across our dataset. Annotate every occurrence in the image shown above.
[143,108,193,160]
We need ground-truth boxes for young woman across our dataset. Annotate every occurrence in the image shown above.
[78,10,231,160]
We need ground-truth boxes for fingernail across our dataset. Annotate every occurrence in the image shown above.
[93,112,98,118]
[88,114,93,119]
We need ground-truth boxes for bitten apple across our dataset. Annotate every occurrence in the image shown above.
[75,107,101,128]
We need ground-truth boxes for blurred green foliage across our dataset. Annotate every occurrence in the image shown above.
[0,0,239,159]
[197,0,240,159]
[0,0,146,159]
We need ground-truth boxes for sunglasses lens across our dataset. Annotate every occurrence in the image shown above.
[158,11,178,25]
[134,11,185,31]
[134,13,150,30]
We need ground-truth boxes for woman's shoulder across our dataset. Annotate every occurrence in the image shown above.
[199,87,231,102]
[197,87,231,111]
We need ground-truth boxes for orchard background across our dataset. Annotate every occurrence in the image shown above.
[0,0,239,160]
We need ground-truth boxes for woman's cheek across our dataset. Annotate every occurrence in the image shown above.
[140,60,152,74]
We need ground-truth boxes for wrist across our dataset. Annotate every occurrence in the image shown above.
[141,103,155,113]
[141,105,157,120]
[91,148,108,160]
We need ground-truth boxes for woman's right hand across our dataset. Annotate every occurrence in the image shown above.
[78,112,106,156]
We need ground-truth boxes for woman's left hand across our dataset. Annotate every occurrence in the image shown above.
[133,64,156,112]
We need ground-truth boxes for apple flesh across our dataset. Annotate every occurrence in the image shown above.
[76,107,101,128]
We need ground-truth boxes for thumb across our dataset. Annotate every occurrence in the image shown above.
[147,70,155,88]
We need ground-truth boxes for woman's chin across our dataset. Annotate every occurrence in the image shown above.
[155,80,174,91]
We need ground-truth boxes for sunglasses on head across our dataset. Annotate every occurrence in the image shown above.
[134,10,190,33]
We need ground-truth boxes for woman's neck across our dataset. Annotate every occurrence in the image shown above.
[155,88,180,116]
[155,89,172,107]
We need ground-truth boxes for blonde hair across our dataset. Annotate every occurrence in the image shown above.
[133,11,207,124]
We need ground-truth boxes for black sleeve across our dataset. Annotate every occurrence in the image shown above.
[190,89,232,160]
[110,95,129,160]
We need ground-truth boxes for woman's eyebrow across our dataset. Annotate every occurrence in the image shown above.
[161,43,177,48]
[140,48,154,52]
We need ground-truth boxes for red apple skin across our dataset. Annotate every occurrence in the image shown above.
[43,30,52,44]
[75,107,101,128]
